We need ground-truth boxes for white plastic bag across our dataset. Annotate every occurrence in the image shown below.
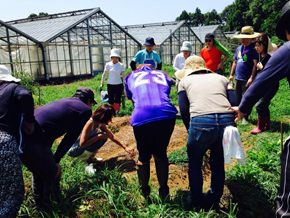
[223,126,246,166]
[101,91,109,103]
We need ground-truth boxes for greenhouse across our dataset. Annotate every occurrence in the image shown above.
[0,8,141,80]
[191,25,227,45]
[123,21,202,64]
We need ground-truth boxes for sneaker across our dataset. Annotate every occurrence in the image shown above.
[241,117,248,125]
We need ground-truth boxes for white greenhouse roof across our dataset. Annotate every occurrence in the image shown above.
[123,21,186,45]
[191,25,221,41]
[6,8,99,42]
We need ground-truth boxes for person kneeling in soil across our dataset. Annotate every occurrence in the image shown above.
[67,104,134,169]
[125,64,177,202]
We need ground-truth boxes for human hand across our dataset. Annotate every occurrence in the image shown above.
[124,147,134,154]
[217,63,222,70]
[246,77,253,87]
[55,163,62,179]
[21,121,34,135]
[230,107,245,123]
[257,62,263,70]
[229,75,234,82]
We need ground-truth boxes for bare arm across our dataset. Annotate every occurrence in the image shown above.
[229,60,237,82]
[218,55,229,70]
[246,59,257,87]
[79,120,106,148]
[100,124,134,154]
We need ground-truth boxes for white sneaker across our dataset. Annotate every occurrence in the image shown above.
[241,118,248,125]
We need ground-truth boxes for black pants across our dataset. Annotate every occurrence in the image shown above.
[276,136,290,218]
[107,84,123,105]
[133,118,176,163]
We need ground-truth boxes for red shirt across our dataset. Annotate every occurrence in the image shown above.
[201,45,224,72]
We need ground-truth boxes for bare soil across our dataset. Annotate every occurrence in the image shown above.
[94,116,239,209]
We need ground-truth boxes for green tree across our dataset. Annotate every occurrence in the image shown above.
[28,12,48,18]
[204,9,222,25]
[190,7,205,26]
[176,10,191,23]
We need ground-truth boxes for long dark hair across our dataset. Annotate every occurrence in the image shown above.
[254,33,268,54]
[92,104,115,124]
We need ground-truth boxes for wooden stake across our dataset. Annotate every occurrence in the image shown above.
[281,122,283,152]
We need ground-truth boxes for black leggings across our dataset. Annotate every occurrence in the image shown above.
[107,84,123,105]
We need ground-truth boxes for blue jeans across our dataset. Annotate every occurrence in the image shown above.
[187,113,235,205]
[67,131,107,157]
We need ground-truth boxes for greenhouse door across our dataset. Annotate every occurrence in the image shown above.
[91,46,111,76]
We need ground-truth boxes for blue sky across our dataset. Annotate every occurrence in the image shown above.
[1,0,234,26]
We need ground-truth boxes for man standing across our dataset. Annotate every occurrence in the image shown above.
[20,87,95,209]
[232,2,290,217]
[229,26,259,122]
[130,37,162,70]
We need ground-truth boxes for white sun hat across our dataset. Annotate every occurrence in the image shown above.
[180,41,192,52]
[0,65,20,82]
[110,48,120,58]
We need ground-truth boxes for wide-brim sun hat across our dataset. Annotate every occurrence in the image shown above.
[233,26,260,39]
[0,65,20,82]
[175,56,213,80]
[276,1,290,41]
[181,41,192,52]
[110,48,120,58]
[144,37,156,46]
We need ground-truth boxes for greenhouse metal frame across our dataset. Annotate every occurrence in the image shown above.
[123,21,202,64]
[0,8,141,81]
[191,25,227,46]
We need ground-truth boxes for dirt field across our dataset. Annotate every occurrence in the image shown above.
[95,116,235,209]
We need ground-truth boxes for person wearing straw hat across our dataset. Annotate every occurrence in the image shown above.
[229,26,259,123]
[177,56,238,210]
[20,87,95,209]
[230,2,290,217]
[100,48,126,115]
[130,37,162,70]
[201,33,230,75]
[0,65,35,217]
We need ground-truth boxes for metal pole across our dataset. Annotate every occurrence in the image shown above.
[5,27,14,72]
[87,18,93,76]
[67,31,74,75]
[40,43,49,81]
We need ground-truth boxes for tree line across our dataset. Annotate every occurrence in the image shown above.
[176,0,287,38]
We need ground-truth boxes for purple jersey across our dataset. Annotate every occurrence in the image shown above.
[125,65,177,126]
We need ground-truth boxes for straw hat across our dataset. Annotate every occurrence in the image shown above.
[234,26,260,39]
[276,1,290,41]
[0,65,20,82]
[110,48,120,58]
[180,41,192,52]
[175,56,213,80]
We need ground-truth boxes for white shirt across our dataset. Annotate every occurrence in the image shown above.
[173,52,195,71]
[101,61,126,85]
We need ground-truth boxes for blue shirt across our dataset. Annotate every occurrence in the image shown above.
[239,41,290,114]
[125,65,177,126]
[234,43,258,81]
[132,49,162,68]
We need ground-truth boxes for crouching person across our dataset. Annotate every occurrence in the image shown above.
[20,87,96,209]
[125,64,177,202]
[67,104,134,168]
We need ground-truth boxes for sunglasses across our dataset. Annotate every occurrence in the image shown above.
[205,39,212,42]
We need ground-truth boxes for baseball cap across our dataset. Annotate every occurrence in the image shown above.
[74,87,97,105]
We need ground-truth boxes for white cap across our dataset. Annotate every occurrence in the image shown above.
[110,48,120,58]
[0,65,20,82]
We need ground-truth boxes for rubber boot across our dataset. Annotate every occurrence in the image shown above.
[250,117,266,134]
[115,103,120,115]
[77,150,94,164]
[265,116,270,130]
[155,159,169,201]
[136,163,151,201]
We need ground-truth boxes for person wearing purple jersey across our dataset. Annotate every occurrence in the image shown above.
[125,64,177,201]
